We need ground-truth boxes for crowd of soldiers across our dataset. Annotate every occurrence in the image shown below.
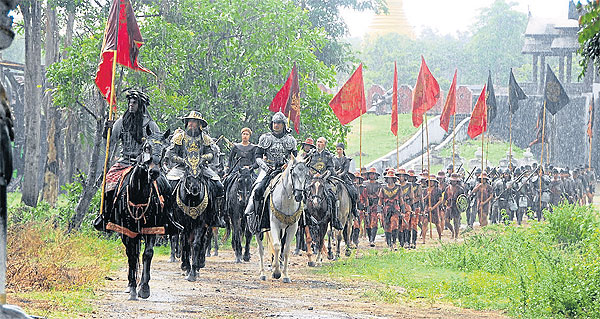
[102,90,597,254]
[344,162,597,251]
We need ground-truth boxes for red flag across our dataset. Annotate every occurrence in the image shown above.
[329,64,366,125]
[440,70,457,132]
[95,0,154,107]
[284,63,300,133]
[391,62,398,136]
[269,67,294,112]
[412,56,440,128]
[468,85,488,139]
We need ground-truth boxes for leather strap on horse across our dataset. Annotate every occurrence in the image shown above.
[153,180,165,210]
[175,182,209,219]
[106,222,138,238]
[127,186,152,223]
[270,196,303,225]
[106,222,165,238]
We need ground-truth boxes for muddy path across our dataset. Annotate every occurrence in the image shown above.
[88,230,508,319]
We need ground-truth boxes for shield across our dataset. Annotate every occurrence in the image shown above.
[456,194,469,213]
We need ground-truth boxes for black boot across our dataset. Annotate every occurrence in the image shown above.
[411,230,417,249]
[365,228,372,244]
[392,230,399,250]
[397,229,403,248]
[385,232,391,248]
[330,198,343,230]
[370,227,377,246]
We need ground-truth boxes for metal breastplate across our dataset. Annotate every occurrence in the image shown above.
[260,133,294,168]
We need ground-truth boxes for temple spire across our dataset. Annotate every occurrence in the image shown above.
[367,0,414,39]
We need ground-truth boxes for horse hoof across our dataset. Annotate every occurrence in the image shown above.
[128,290,137,301]
[282,277,291,283]
[187,273,197,282]
[213,251,218,257]
[259,275,266,281]
[345,250,352,257]
[137,284,150,299]
[198,261,206,269]
[206,252,211,257]
[308,261,316,267]
[243,254,251,262]
[272,271,281,279]
[235,257,242,264]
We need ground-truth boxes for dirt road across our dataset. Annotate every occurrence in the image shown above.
[88,232,507,319]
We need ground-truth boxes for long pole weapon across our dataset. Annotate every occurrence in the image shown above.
[509,111,513,168]
[480,129,484,226]
[98,51,118,219]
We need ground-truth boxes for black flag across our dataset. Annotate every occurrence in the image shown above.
[508,68,527,114]
[486,71,497,122]
[544,65,569,115]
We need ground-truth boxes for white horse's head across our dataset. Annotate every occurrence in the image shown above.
[286,154,309,202]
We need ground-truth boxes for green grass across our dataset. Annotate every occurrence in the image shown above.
[319,203,600,318]
[346,113,418,166]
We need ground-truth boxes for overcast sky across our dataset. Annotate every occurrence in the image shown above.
[342,0,569,38]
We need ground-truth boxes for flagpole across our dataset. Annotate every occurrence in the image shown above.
[99,51,118,219]
[424,113,432,242]
[396,132,399,170]
[359,114,363,169]
[480,128,484,227]
[452,114,456,169]
[538,100,547,215]
[421,124,424,171]
[509,112,513,168]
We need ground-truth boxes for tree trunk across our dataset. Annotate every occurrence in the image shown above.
[68,94,103,232]
[41,1,60,206]
[20,0,43,207]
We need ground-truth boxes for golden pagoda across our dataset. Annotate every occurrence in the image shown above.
[367,0,414,39]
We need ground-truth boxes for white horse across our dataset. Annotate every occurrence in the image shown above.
[256,155,308,283]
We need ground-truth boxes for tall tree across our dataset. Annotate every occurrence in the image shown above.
[20,0,43,207]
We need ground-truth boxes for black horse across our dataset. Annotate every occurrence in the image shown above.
[172,158,217,282]
[109,127,171,300]
[304,176,333,267]
[226,166,255,263]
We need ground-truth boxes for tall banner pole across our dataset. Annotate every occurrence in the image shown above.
[424,113,432,241]
[421,124,424,171]
[396,132,400,170]
[359,114,363,169]
[538,101,547,214]
[480,129,484,225]
[452,113,456,169]
[509,112,513,168]
[98,51,118,218]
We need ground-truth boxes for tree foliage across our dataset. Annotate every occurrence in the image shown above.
[359,0,528,90]
[577,0,600,79]
[47,0,349,147]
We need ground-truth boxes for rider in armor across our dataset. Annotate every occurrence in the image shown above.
[307,137,343,230]
[244,112,297,232]
[166,111,225,226]
[103,89,160,219]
